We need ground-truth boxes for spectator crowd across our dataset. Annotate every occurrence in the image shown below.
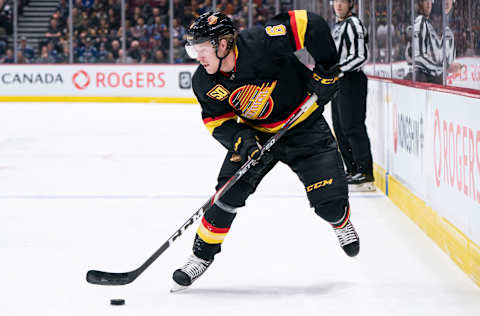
[1,0,479,65]
[0,0,277,64]
[1,0,29,60]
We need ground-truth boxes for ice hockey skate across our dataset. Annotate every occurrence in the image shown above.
[332,219,360,257]
[348,172,376,192]
[171,254,213,292]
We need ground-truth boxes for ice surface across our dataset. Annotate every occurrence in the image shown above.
[0,102,479,316]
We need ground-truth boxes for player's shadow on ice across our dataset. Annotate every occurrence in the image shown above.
[178,282,354,296]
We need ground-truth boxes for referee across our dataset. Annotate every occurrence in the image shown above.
[409,0,443,84]
[330,0,374,192]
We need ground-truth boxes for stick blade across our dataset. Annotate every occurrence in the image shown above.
[86,270,135,286]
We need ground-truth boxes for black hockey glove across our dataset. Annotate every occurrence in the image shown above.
[231,129,262,163]
[306,64,341,103]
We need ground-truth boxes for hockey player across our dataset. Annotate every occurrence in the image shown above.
[330,0,375,192]
[171,11,360,291]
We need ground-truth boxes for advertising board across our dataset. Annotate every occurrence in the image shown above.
[0,65,198,99]
[388,84,427,198]
[426,91,480,244]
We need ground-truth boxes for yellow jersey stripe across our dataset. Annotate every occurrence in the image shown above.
[204,115,237,134]
[197,224,228,244]
[292,10,308,49]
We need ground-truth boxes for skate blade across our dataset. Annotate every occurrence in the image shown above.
[170,282,189,293]
[348,182,376,192]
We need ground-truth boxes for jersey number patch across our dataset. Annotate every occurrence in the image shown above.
[265,25,287,36]
[207,84,230,101]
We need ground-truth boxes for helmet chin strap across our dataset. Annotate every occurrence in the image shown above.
[216,52,225,74]
[215,46,232,74]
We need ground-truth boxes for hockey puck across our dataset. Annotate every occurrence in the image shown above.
[110,299,125,306]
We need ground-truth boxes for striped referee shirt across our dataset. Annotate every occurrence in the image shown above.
[411,15,443,77]
[331,14,369,72]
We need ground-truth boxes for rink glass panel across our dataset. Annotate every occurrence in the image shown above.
[391,0,411,80]
[444,0,480,89]
[373,0,390,77]
[1,0,479,91]
[361,0,374,75]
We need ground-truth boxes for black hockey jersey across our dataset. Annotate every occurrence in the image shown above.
[192,10,338,150]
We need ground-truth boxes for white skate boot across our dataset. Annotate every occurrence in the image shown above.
[348,173,376,192]
[332,219,360,257]
[171,254,213,292]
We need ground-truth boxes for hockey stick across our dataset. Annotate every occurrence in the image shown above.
[86,93,318,286]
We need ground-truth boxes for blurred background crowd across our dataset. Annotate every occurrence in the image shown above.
[373,0,479,63]
[0,0,479,86]
[0,0,286,64]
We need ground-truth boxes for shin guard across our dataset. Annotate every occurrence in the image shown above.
[192,202,237,260]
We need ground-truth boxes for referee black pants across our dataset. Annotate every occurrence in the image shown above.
[331,71,373,175]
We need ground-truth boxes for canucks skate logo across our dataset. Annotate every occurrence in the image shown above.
[228,81,276,120]
[207,15,219,25]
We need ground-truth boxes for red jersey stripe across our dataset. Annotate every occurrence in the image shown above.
[289,11,302,50]
[201,217,230,234]
[203,112,236,124]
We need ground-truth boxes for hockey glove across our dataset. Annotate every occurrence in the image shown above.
[306,64,341,103]
[232,129,262,163]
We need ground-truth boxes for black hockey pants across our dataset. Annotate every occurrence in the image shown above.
[331,71,373,175]
[193,114,349,261]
